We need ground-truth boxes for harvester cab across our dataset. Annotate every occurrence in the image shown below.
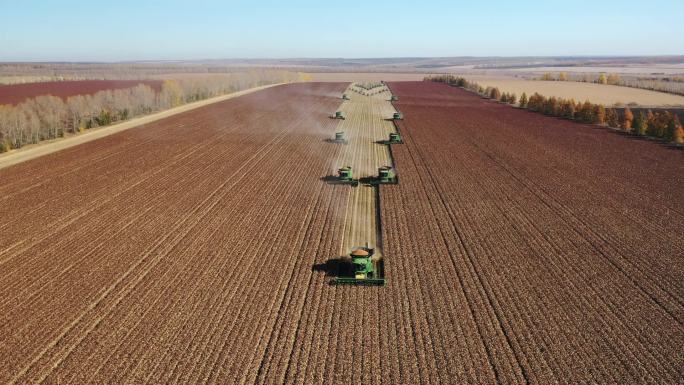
[334,246,385,285]
[333,111,346,120]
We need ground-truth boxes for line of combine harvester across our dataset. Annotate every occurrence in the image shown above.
[324,83,404,286]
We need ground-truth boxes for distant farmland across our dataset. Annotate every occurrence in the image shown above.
[466,75,684,107]
[308,72,429,82]
[0,80,163,105]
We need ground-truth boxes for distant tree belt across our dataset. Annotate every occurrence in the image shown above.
[425,75,684,144]
[537,72,684,97]
[0,71,300,152]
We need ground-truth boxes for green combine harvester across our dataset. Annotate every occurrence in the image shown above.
[377,132,403,145]
[334,246,385,285]
[332,166,359,186]
[392,112,403,120]
[388,132,403,144]
[369,166,398,185]
[333,111,346,119]
[332,131,347,144]
[389,95,399,101]
[342,93,350,100]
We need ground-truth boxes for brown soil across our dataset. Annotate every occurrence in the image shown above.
[0,83,349,384]
[383,81,684,383]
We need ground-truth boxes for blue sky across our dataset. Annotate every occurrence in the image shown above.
[1,0,682,61]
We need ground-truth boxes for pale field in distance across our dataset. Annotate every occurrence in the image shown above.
[467,75,684,107]
[308,72,430,82]
[513,63,684,75]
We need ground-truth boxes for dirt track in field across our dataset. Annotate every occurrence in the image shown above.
[0,84,282,170]
[0,81,682,384]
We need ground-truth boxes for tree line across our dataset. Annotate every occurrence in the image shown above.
[0,71,300,152]
[425,75,684,144]
[537,72,684,97]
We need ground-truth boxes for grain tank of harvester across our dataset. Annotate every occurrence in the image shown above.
[334,246,385,285]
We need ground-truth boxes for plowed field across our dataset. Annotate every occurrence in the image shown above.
[384,81,684,383]
[0,83,350,384]
[1,81,682,384]
[0,80,163,105]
